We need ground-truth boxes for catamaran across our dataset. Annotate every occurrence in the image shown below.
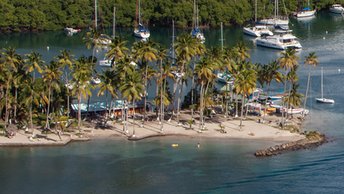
[329,4,344,14]
[316,67,335,104]
[133,0,150,39]
[243,0,273,37]
[191,0,205,43]
[256,33,302,50]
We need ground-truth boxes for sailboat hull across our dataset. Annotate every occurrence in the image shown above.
[316,98,335,104]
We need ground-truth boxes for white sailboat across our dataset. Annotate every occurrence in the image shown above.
[316,67,335,104]
[93,0,111,46]
[243,0,273,37]
[329,4,344,14]
[294,0,316,18]
[133,0,150,39]
[191,0,205,43]
[258,0,289,26]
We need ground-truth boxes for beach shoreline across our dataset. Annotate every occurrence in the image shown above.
[0,113,306,147]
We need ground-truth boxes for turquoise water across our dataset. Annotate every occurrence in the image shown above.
[1,11,344,193]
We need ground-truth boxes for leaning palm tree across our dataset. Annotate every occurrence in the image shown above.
[57,49,74,117]
[97,69,117,123]
[119,70,144,137]
[278,48,299,127]
[303,52,318,112]
[195,57,215,130]
[132,40,158,123]
[25,52,43,80]
[284,83,303,115]
[232,42,250,63]
[2,47,21,128]
[42,61,62,129]
[71,56,93,132]
[105,37,129,67]
[234,62,257,128]
[174,33,199,124]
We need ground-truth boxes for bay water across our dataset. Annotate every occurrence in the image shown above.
[1,11,344,193]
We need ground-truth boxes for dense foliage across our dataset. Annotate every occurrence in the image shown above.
[0,0,342,32]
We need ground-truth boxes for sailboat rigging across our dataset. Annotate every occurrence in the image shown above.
[191,0,205,43]
[133,0,150,39]
[316,67,335,104]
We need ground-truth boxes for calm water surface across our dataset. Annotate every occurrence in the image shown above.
[1,11,344,193]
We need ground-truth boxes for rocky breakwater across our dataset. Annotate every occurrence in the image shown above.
[255,131,327,157]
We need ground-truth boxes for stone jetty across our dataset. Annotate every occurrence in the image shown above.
[255,131,327,157]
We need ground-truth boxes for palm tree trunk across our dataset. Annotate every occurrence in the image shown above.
[160,59,164,131]
[191,62,196,120]
[67,89,70,117]
[4,83,10,129]
[281,77,287,128]
[30,89,34,132]
[240,95,245,128]
[78,92,82,132]
[199,82,204,131]
[155,77,159,119]
[45,85,51,129]
[143,65,148,124]
[14,87,17,123]
[176,78,182,124]
[235,94,239,118]
[303,71,311,116]
[132,99,136,137]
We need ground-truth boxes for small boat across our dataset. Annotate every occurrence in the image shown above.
[243,25,273,37]
[256,33,302,50]
[294,6,316,18]
[191,0,205,43]
[316,67,335,104]
[329,4,344,14]
[133,0,150,39]
[99,59,112,67]
[64,27,81,34]
[65,83,74,90]
[134,24,150,39]
[216,72,233,84]
[91,77,101,85]
[284,108,309,115]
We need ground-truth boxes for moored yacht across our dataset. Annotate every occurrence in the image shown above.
[134,24,150,39]
[294,7,316,18]
[329,4,344,14]
[243,25,273,37]
[256,33,302,50]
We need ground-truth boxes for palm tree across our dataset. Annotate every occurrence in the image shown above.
[195,57,215,130]
[42,61,62,129]
[232,42,250,63]
[174,33,200,124]
[105,37,129,67]
[119,70,144,137]
[71,56,93,132]
[284,83,303,113]
[25,52,43,80]
[278,48,299,127]
[56,49,74,117]
[304,52,318,113]
[2,48,21,129]
[132,40,158,123]
[97,69,117,123]
[234,62,257,128]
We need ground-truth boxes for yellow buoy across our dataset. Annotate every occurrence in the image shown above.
[171,144,179,147]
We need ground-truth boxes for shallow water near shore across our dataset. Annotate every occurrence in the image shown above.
[2,11,344,193]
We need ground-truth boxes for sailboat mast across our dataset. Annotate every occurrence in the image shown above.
[196,4,199,28]
[255,0,257,22]
[138,0,141,24]
[95,0,98,30]
[220,22,224,51]
[193,0,196,28]
[172,20,175,64]
[113,7,116,38]
[321,67,324,99]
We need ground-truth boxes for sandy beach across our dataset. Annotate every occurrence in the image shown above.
[0,112,305,146]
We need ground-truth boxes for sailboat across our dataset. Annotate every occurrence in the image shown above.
[294,0,316,18]
[259,0,289,26]
[316,67,335,104]
[243,0,273,37]
[133,0,150,39]
[93,0,111,46]
[191,0,205,43]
